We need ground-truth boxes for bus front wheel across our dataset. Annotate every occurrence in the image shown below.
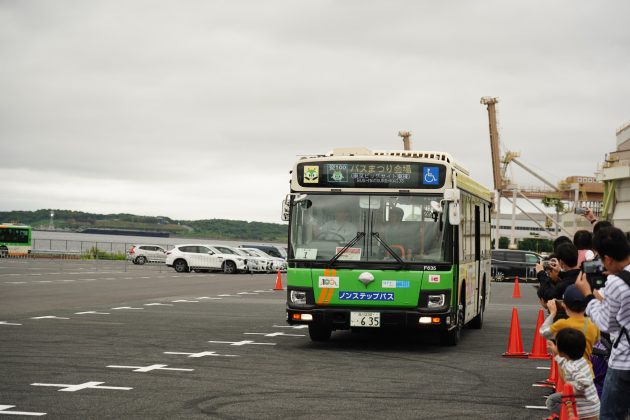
[0,247,7,258]
[441,302,464,346]
[308,323,332,342]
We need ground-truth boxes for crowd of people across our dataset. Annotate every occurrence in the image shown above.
[532,208,629,419]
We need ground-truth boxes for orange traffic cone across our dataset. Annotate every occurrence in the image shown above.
[559,383,578,420]
[273,271,284,291]
[502,307,528,358]
[536,356,558,388]
[555,371,565,393]
[512,276,521,298]
[529,309,551,359]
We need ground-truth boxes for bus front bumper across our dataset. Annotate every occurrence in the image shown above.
[287,306,453,331]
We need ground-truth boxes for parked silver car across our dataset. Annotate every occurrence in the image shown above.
[127,244,167,265]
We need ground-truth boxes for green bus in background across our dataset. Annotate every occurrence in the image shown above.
[282,147,492,345]
[0,223,33,257]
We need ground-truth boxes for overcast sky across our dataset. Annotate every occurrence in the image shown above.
[1,1,629,223]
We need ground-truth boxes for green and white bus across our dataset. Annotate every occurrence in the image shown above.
[283,147,492,345]
[0,223,33,257]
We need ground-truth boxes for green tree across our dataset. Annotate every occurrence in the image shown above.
[498,236,510,249]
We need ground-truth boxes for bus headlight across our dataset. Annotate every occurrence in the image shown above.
[290,290,307,305]
[427,294,445,308]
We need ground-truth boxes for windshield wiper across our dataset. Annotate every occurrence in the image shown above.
[329,232,365,266]
[371,232,405,265]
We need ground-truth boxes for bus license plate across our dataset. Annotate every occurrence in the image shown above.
[350,312,380,328]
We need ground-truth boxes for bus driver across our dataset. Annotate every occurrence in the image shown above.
[317,208,356,242]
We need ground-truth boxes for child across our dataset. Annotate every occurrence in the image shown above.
[539,285,600,372]
[546,328,600,419]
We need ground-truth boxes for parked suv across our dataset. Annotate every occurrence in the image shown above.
[491,249,541,282]
[127,245,167,265]
[165,244,247,274]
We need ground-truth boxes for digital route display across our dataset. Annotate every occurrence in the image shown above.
[296,161,447,189]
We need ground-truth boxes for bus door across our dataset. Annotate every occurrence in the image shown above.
[474,205,481,314]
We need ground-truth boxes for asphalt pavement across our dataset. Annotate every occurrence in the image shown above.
[1,259,552,419]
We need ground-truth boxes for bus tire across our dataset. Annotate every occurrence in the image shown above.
[0,246,7,258]
[469,281,485,330]
[308,323,332,342]
[441,292,464,346]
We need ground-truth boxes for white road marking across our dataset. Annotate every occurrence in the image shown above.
[208,340,276,346]
[196,297,221,300]
[4,282,26,284]
[139,277,150,279]
[536,366,551,370]
[107,364,193,373]
[144,303,173,306]
[0,321,22,326]
[111,307,144,310]
[244,332,305,337]
[525,406,548,410]
[34,281,52,283]
[31,381,132,392]
[30,274,42,276]
[254,290,273,293]
[164,351,238,358]
[30,316,70,320]
[172,300,199,303]
[217,294,234,297]
[237,292,258,295]
[0,404,46,416]
[75,311,110,315]
[83,279,96,282]
[272,324,308,329]
[60,280,75,282]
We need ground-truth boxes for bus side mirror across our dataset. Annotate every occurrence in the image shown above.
[444,189,461,225]
[281,198,290,221]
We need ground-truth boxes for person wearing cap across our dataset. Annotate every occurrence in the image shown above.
[539,284,600,373]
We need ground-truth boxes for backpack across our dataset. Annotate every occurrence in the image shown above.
[612,270,630,349]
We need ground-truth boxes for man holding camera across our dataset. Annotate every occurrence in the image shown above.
[576,226,630,419]
[536,243,581,306]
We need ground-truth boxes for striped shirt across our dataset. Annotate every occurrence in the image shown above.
[555,355,600,418]
[586,266,630,370]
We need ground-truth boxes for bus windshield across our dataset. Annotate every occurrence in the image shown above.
[289,194,451,264]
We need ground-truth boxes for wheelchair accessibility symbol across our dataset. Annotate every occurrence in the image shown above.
[423,166,439,185]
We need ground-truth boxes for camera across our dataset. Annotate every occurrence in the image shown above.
[581,260,606,289]
[574,207,587,215]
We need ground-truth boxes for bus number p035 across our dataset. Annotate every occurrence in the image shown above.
[350,312,380,328]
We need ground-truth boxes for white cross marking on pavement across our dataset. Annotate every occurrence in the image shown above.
[30,316,70,320]
[111,307,144,310]
[196,297,221,300]
[171,300,198,303]
[208,340,275,346]
[0,321,22,326]
[0,404,46,416]
[244,332,305,337]
[144,303,173,306]
[31,381,132,392]
[164,351,238,358]
[74,311,110,315]
[272,324,308,329]
[107,364,194,373]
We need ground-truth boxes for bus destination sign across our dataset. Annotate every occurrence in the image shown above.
[297,161,446,189]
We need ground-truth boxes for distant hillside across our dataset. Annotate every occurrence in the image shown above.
[0,209,288,242]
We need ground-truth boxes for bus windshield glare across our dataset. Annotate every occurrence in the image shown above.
[289,194,451,264]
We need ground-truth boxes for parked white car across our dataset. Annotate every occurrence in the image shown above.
[127,244,167,265]
[243,248,286,272]
[234,248,273,273]
[165,244,247,274]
